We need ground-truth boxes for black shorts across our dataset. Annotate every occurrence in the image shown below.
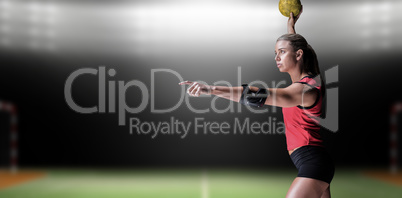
[290,145,335,184]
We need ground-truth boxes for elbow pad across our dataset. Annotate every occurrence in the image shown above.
[240,84,268,108]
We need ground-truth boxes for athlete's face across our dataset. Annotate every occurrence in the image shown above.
[274,40,299,73]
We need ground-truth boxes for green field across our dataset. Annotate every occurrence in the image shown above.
[0,169,401,198]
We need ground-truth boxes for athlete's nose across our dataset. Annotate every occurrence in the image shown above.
[275,54,280,61]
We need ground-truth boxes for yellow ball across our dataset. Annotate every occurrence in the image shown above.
[279,0,302,17]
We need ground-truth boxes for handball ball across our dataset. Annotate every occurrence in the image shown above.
[279,0,302,17]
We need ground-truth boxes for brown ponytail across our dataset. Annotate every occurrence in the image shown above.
[305,44,320,77]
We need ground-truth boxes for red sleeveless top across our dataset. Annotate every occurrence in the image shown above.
[282,76,324,151]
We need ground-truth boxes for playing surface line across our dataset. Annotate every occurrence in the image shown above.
[202,170,208,198]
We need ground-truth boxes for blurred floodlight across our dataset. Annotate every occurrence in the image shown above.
[0,0,400,56]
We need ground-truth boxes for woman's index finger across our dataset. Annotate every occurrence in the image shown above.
[178,81,193,85]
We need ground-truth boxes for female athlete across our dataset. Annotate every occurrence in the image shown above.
[179,9,334,198]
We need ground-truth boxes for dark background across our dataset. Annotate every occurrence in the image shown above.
[1,0,402,169]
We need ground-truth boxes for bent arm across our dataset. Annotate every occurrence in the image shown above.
[287,6,303,34]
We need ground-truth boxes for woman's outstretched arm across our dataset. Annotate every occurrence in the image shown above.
[179,81,318,108]
[178,81,243,102]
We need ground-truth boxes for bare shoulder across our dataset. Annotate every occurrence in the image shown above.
[284,82,306,94]
[286,82,318,107]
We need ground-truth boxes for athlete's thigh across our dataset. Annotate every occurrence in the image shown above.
[286,177,329,198]
[321,186,331,198]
